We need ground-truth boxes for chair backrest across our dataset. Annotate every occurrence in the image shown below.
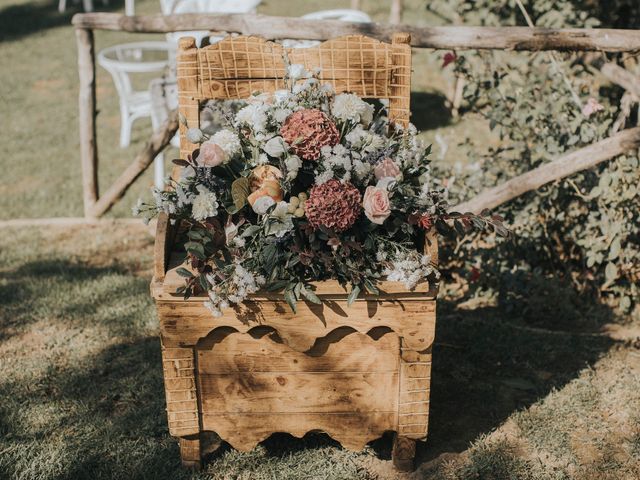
[175,34,412,162]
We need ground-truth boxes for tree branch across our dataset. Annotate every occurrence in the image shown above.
[453,127,640,214]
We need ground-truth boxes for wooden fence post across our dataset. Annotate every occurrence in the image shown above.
[75,27,99,218]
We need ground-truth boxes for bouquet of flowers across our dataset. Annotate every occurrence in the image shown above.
[136,64,507,316]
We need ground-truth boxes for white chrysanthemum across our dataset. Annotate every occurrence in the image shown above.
[332,93,374,124]
[273,108,292,123]
[267,201,295,238]
[212,129,241,157]
[236,104,269,133]
[191,186,219,221]
[353,160,371,180]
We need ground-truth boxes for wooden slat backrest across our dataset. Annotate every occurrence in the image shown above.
[176,33,412,161]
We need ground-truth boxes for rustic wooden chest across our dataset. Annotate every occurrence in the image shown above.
[151,33,438,471]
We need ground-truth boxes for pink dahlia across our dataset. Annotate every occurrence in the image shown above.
[280,109,340,161]
[305,179,362,232]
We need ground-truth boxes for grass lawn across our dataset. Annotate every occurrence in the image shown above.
[1,0,639,478]
[0,0,478,220]
[1,225,639,479]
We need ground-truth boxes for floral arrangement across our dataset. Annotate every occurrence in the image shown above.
[136,65,507,316]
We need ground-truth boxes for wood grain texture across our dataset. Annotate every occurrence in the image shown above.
[398,341,431,439]
[392,434,416,472]
[157,298,436,352]
[75,27,99,217]
[179,435,202,469]
[196,329,399,374]
[73,13,640,52]
[201,412,396,451]
[162,346,200,437]
[199,371,397,413]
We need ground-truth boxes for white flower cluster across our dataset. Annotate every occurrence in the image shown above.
[332,93,374,125]
[204,263,266,317]
[316,144,353,183]
[345,126,386,153]
[383,250,435,290]
[191,186,219,221]
[211,129,242,157]
[235,103,270,134]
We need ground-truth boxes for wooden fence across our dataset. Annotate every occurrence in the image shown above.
[72,13,640,218]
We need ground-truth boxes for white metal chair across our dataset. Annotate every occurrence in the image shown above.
[149,77,180,188]
[97,42,170,148]
[281,9,372,48]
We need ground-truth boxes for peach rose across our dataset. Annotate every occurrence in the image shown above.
[198,141,227,167]
[374,157,401,180]
[247,179,283,206]
[363,186,391,225]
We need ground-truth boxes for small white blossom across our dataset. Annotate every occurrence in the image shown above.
[191,186,219,221]
[315,170,334,185]
[285,155,302,180]
[288,63,310,81]
[236,104,269,133]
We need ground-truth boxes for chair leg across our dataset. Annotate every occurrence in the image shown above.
[154,152,165,189]
[179,435,202,470]
[58,0,67,13]
[392,434,416,472]
[82,0,93,12]
[120,112,132,148]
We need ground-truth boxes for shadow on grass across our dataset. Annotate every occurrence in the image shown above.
[0,337,190,480]
[416,270,618,466]
[0,0,124,43]
[0,254,620,478]
[0,257,154,342]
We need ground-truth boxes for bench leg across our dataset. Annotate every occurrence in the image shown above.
[392,434,416,472]
[179,435,202,470]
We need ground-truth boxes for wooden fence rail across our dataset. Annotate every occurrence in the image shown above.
[72,12,640,218]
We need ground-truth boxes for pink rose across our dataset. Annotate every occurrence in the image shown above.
[198,141,227,167]
[374,157,401,180]
[363,186,391,225]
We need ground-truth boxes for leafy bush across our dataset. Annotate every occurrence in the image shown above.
[428,0,640,312]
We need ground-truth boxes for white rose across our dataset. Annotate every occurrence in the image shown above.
[263,136,287,158]
[252,195,275,215]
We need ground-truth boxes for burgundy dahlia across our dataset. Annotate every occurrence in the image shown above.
[305,179,362,232]
[280,109,340,161]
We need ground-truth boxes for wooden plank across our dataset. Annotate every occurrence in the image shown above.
[72,13,640,52]
[197,331,399,374]
[157,298,436,352]
[201,412,396,451]
[199,371,398,414]
[454,126,640,214]
[75,27,99,218]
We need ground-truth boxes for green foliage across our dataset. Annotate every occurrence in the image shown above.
[429,0,640,312]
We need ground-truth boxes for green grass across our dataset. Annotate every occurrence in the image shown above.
[1,224,638,479]
[1,1,640,478]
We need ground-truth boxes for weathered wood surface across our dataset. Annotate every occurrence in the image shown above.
[454,126,640,214]
[162,346,200,437]
[201,412,396,451]
[88,109,179,218]
[392,434,416,472]
[72,13,640,52]
[196,329,399,374]
[157,297,436,352]
[75,27,99,217]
